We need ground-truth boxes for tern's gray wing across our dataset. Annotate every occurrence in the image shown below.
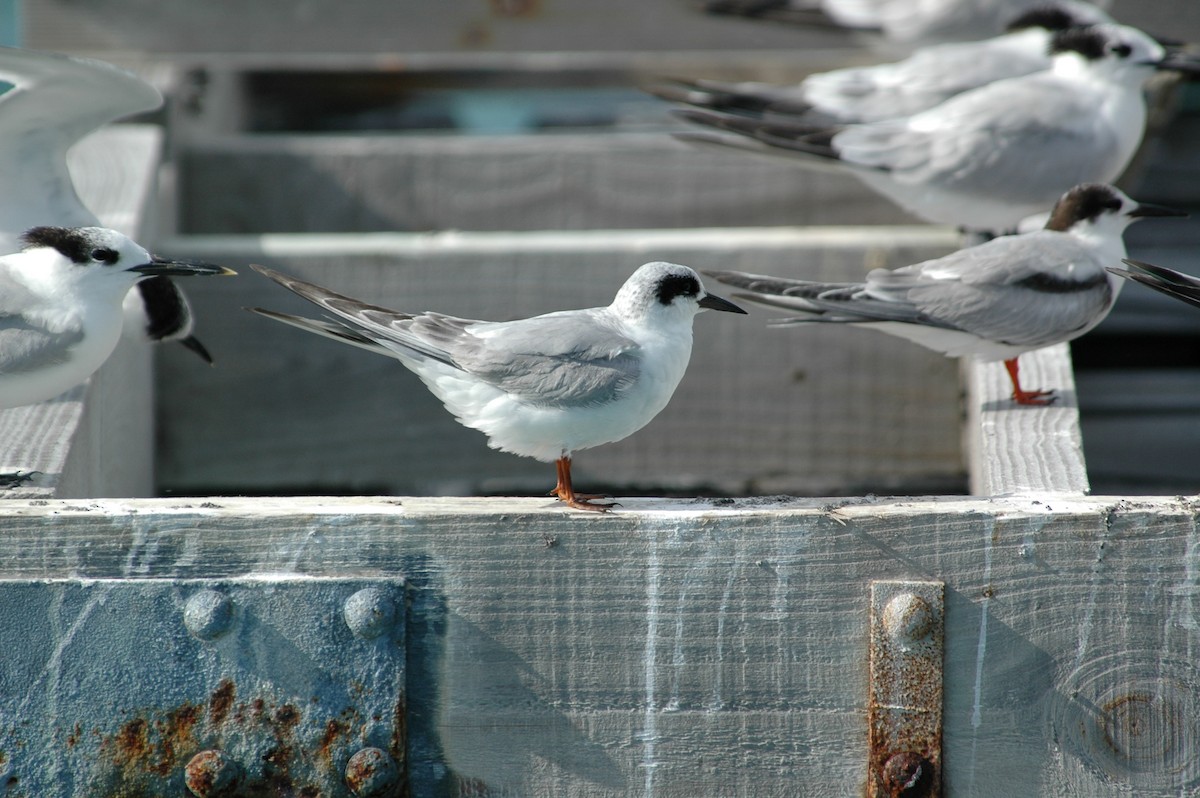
[0,271,82,373]
[252,266,642,408]
[866,233,1114,346]
[834,74,1125,198]
[801,35,1047,122]
[442,311,642,407]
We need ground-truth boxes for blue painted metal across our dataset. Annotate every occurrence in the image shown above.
[0,577,406,797]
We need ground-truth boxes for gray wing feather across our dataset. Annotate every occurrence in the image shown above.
[835,76,1123,196]
[253,265,642,408]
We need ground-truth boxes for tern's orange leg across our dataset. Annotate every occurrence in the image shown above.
[1004,358,1056,406]
[551,456,617,512]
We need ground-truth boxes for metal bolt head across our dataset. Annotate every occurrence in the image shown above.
[345,747,400,797]
[185,750,243,797]
[881,593,934,646]
[880,751,934,797]
[183,590,234,641]
[344,587,397,640]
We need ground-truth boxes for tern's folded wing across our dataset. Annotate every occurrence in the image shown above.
[447,311,643,409]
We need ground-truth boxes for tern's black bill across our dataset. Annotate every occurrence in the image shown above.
[1128,202,1189,219]
[699,293,748,314]
[128,257,237,277]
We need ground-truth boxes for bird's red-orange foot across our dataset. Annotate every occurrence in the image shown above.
[552,456,618,513]
[1004,359,1057,407]
[1011,388,1056,406]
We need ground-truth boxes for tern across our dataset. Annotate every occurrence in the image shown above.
[249,262,746,512]
[704,0,1114,44]
[0,226,234,411]
[674,24,1200,234]
[706,184,1185,405]
[0,46,214,362]
[656,2,1114,125]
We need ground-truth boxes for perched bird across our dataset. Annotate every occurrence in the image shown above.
[706,184,1184,405]
[704,0,1114,45]
[0,226,234,410]
[1108,259,1200,309]
[0,46,213,362]
[249,262,746,512]
[674,24,1200,234]
[657,2,1115,125]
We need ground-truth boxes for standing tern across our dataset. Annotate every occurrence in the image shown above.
[674,24,1200,234]
[249,262,746,512]
[1108,259,1200,310]
[0,226,234,411]
[657,2,1115,125]
[704,0,1114,44]
[0,46,214,362]
[706,184,1185,405]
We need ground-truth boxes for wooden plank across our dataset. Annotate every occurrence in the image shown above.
[963,344,1089,496]
[0,125,161,498]
[0,494,1196,796]
[176,133,923,234]
[153,226,966,497]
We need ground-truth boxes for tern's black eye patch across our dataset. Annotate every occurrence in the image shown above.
[1006,7,1075,33]
[21,226,119,266]
[91,248,119,265]
[1049,27,1110,60]
[655,274,701,305]
[1110,42,1133,58]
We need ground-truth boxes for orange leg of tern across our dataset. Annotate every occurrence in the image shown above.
[1003,358,1055,406]
[551,456,617,512]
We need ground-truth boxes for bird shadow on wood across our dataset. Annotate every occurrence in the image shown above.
[942,586,1056,793]
[435,612,627,792]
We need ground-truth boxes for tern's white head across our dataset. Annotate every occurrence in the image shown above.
[610,262,746,328]
[1049,24,1176,85]
[14,226,232,296]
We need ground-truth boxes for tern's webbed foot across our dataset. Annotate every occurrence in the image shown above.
[1012,389,1057,407]
[561,496,620,513]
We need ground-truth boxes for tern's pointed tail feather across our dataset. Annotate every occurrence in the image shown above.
[647,77,815,118]
[1109,259,1200,310]
[247,307,396,357]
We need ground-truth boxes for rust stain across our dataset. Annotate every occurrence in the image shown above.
[867,585,943,798]
[316,719,349,765]
[274,704,301,732]
[111,717,150,768]
[65,723,82,749]
[209,678,236,727]
[153,703,201,775]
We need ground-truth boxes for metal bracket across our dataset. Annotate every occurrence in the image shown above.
[0,576,406,797]
[867,580,944,798]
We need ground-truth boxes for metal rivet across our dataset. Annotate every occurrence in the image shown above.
[183,590,234,641]
[185,750,243,797]
[881,593,933,645]
[880,751,934,797]
[345,747,400,797]
[344,588,397,640]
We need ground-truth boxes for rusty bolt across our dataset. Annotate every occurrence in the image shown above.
[184,750,243,797]
[344,588,397,640]
[345,747,400,797]
[183,590,234,641]
[880,751,934,797]
[881,593,934,646]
